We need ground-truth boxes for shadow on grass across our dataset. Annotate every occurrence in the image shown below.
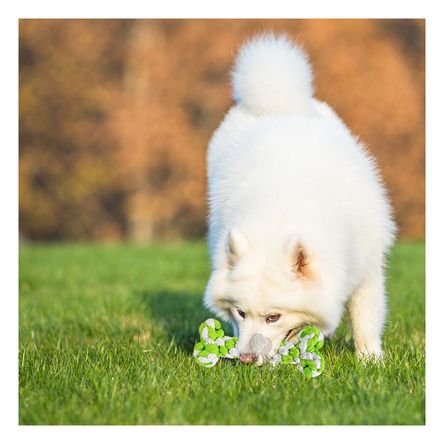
[139,290,220,352]
[139,290,356,357]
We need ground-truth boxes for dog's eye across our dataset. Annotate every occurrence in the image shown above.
[237,309,246,319]
[266,314,281,323]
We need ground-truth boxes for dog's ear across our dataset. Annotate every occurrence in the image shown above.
[287,236,313,279]
[226,228,249,268]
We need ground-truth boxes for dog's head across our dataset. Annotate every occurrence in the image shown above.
[205,229,324,365]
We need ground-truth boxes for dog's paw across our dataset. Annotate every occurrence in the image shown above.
[355,341,383,364]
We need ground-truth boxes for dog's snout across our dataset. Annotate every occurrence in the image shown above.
[239,353,257,364]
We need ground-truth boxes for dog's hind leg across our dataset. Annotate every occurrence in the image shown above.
[348,269,386,359]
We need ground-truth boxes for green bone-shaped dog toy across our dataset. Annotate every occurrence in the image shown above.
[193,318,239,367]
[193,318,325,378]
[269,326,325,378]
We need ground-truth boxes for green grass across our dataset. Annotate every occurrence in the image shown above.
[19,241,425,425]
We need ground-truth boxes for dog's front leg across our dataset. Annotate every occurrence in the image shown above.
[348,270,386,359]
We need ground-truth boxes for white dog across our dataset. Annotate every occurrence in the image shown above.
[204,34,396,365]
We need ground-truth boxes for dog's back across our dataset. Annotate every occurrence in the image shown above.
[208,35,394,273]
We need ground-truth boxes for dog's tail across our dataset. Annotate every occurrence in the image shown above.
[231,33,314,116]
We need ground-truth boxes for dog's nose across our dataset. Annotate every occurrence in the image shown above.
[239,353,257,364]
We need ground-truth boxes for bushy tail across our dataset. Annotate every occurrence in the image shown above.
[231,33,314,116]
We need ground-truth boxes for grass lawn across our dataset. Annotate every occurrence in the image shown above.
[19,241,425,425]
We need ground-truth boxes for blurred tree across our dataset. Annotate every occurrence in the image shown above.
[20,20,130,240]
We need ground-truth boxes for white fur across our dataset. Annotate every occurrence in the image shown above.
[231,34,315,116]
[205,34,396,365]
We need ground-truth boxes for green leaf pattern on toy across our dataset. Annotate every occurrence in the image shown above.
[269,326,325,378]
[193,319,325,377]
[194,319,240,367]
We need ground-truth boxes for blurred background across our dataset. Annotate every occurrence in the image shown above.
[19,19,425,243]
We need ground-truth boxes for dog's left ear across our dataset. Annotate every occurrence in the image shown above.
[287,236,313,279]
[226,228,249,268]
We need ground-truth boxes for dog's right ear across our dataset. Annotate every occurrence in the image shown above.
[226,228,249,268]
[287,235,314,280]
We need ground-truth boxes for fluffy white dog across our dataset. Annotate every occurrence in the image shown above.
[204,34,396,365]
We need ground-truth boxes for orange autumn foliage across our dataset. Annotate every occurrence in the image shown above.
[19,19,424,241]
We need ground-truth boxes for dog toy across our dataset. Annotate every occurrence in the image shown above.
[193,318,239,368]
[193,318,325,377]
[269,326,325,378]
